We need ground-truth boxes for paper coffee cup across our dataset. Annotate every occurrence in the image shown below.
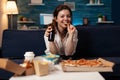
[24,51,35,62]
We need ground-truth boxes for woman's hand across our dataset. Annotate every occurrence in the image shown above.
[67,24,76,35]
[45,26,53,37]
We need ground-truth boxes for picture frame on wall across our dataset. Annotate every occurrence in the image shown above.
[64,2,75,11]
[31,0,43,4]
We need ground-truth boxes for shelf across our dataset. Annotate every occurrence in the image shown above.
[28,3,45,5]
[97,21,114,24]
[58,0,66,1]
[17,21,35,24]
[86,3,104,6]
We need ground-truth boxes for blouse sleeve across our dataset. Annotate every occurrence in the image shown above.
[64,29,78,55]
[72,29,78,54]
[44,35,50,54]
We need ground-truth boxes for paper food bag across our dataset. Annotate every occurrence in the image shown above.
[33,60,49,76]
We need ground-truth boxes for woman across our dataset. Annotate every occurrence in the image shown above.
[44,4,78,57]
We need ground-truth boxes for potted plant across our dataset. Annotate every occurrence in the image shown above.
[98,14,103,22]
[18,15,24,21]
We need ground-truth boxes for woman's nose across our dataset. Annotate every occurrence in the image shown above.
[64,16,69,20]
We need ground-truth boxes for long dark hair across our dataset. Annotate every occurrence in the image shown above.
[53,4,72,19]
[48,4,72,32]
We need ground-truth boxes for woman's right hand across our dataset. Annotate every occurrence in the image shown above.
[67,24,76,36]
[44,26,53,37]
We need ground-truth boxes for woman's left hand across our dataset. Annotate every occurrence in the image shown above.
[67,24,76,35]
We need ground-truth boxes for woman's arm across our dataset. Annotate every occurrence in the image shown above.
[49,41,58,54]
[65,25,78,56]
[44,33,58,54]
[44,26,58,54]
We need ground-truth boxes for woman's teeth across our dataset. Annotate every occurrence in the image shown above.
[64,22,68,24]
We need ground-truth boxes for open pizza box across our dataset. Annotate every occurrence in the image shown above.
[61,58,115,72]
[0,58,25,76]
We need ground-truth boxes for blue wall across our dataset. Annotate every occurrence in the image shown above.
[112,0,120,25]
[17,0,112,27]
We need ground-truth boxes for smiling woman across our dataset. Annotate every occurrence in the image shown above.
[0,0,8,47]
[44,4,78,58]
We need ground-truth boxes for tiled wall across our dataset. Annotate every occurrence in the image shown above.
[17,0,112,27]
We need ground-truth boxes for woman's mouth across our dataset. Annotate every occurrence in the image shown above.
[64,22,68,24]
[64,22,69,26]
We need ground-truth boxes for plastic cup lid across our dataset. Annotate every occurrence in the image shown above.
[24,51,35,57]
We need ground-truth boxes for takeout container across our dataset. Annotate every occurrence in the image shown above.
[20,51,35,76]
[14,66,35,76]
[24,66,35,76]
[33,59,49,76]
[42,54,60,64]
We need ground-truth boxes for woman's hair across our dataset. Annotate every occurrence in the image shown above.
[53,4,72,18]
[48,4,72,31]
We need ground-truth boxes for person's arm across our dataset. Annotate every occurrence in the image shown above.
[49,41,58,54]
[64,25,78,56]
[44,36,58,54]
[44,26,58,54]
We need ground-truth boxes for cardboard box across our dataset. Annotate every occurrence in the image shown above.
[0,58,25,75]
[61,65,113,72]
[61,58,114,72]
[24,66,35,75]
[19,62,35,76]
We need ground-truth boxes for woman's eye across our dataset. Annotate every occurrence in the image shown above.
[60,15,71,18]
[67,15,71,18]
[61,16,64,18]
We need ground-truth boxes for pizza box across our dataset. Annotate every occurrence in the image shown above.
[61,58,115,72]
[61,65,113,72]
[0,58,25,75]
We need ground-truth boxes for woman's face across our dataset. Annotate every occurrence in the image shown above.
[55,9,71,30]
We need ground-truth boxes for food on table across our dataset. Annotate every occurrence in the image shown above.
[60,58,115,72]
[61,58,114,67]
